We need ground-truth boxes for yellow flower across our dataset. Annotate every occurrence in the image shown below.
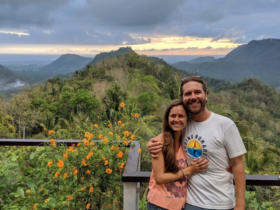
[137,148,142,153]
[32,203,37,209]
[40,188,43,191]
[108,131,113,136]
[98,134,103,139]
[45,199,49,204]
[104,160,109,165]
[47,161,53,167]
[89,186,94,193]
[117,151,123,158]
[66,195,73,201]
[120,102,125,108]
[105,168,113,174]
[103,138,108,144]
[57,160,64,168]
[55,172,60,178]
[73,170,78,175]
[94,124,98,128]
[63,173,68,179]
[117,120,122,125]
[134,113,139,118]
[48,130,54,135]
[111,146,114,150]
[26,189,31,194]
[86,203,91,209]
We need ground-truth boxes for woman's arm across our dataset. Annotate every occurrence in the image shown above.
[152,134,208,185]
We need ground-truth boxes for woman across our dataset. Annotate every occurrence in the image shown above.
[147,99,208,210]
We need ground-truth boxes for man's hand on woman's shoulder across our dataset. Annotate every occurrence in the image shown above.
[147,137,163,158]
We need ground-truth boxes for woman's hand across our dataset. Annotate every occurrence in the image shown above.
[184,158,209,175]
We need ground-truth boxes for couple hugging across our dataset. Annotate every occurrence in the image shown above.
[146,76,247,210]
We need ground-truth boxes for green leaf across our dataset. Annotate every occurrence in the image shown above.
[29,152,36,160]
[17,187,24,198]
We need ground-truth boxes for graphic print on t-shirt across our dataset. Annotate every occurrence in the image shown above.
[183,134,208,159]
[165,158,188,198]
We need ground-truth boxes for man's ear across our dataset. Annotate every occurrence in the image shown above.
[205,92,208,101]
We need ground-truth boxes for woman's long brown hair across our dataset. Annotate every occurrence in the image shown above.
[162,99,188,173]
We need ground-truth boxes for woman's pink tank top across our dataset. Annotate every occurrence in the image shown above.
[147,146,188,210]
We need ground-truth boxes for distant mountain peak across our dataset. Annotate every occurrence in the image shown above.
[89,47,135,66]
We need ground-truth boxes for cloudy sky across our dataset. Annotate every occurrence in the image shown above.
[0,0,279,57]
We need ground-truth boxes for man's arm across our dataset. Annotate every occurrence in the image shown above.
[146,137,163,158]
[231,155,245,210]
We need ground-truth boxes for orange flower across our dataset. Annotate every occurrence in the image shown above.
[114,202,117,206]
[94,124,98,128]
[96,164,99,167]
[82,158,87,166]
[81,177,84,181]
[89,186,94,193]
[32,204,37,209]
[86,203,91,209]
[103,138,108,144]
[117,151,123,158]
[120,102,125,108]
[104,160,109,165]
[98,134,103,139]
[73,170,78,175]
[40,188,43,191]
[43,127,46,131]
[57,160,64,168]
[120,163,125,169]
[86,152,93,160]
[63,153,68,159]
[108,204,111,207]
[121,124,125,127]
[137,148,142,153]
[123,140,128,146]
[55,172,60,178]
[63,173,68,179]
[108,131,113,136]
[105,168,113,174]
[81,187,85,191]
[117,120,122,125]
[48,130,54,135]
[50,139,56,146]
[77,143,81,147]
[45,199,49,204]
[86,170,91,174]
[66,195,73,201]
[26,189,31,194]
[67,146,75,152]
[134,113,139,118]
[123,131,130,136]
[108,123,112,127]
[90,142,95,146]
[131,135,135,140]
[102,205,105,208]
[47,161,53,167]
[102,156,106,161]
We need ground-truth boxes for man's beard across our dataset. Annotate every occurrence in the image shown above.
[186,99,207,115]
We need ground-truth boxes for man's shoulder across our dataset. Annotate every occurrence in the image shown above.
[211,112,235,125]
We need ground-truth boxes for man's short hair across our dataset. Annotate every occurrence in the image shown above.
[180,75,209,98]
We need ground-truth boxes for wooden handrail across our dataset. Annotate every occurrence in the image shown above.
[1,139,280,186]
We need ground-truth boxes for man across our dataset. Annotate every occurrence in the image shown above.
[147,76,246,210]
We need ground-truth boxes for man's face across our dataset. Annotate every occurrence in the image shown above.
[182,81,207,115]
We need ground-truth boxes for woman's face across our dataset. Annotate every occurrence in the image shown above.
[168,105,188,132]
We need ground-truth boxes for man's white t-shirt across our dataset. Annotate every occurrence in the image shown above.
[182,112,247,209]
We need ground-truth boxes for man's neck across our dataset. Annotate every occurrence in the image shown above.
[191,108,211,122]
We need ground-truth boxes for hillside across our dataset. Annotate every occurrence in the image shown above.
[89,47,134,66]
[0,64,29,91]
[173,39,280,89]
[40,54,93,75]
[188,56,216,64]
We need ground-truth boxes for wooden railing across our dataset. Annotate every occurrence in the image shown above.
[1,139,280,210]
